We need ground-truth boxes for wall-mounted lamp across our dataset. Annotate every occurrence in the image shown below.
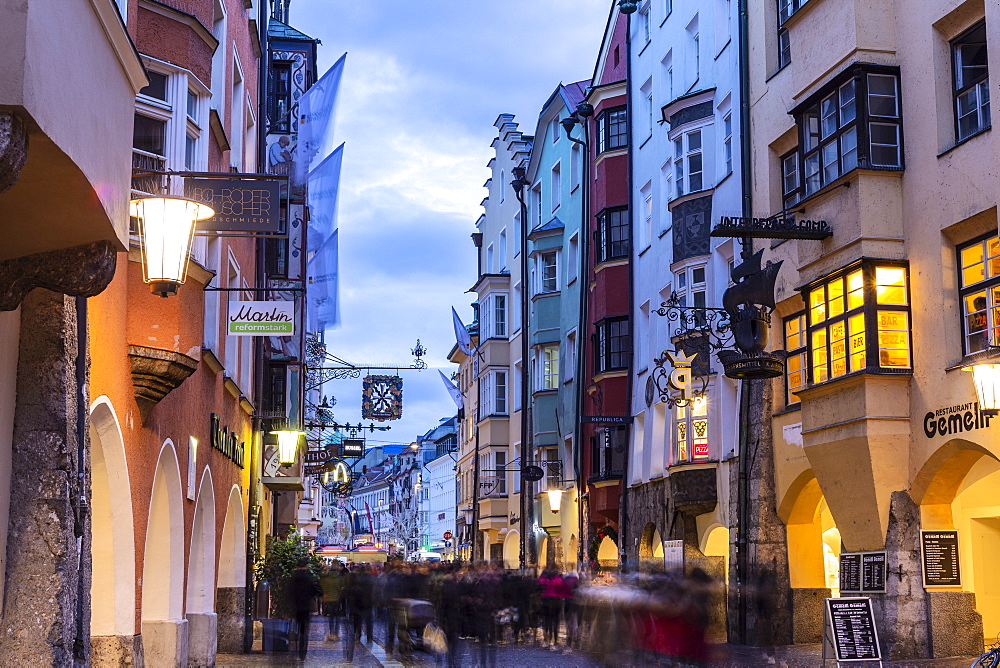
[129,196,214,297]
[619,0,638,14]
[546,488,565,512]
[270,427,304,465]
[967,362,1000,415]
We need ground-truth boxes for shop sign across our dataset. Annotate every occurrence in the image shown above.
[185,178,281,232]
[839,551,886,593]
[341,439,365,457]
[824,597,881,662]
[921,530,961,587]
[353,533,374,547]
[922,401,994,438]
[210,413,245,468]
[228,301,294,336]
[712,214,832,240]
[663,540,684,571]
[304,449,332,464]
[582,415,633,424]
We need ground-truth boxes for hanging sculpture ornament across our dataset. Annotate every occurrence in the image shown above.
[362,374,403,421]
[717,250,785,379]
[648,347,709,408]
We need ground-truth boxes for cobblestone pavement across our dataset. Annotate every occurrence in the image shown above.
[218,617,984,667]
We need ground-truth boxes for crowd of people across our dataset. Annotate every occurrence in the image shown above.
[283,559,720,666]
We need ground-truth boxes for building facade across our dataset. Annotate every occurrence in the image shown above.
[751,0,1000,657]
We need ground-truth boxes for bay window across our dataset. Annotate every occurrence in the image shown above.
[785,66,903,206]
[784,313,807,405]
[595,317,631,373]
[480,293,507,340]
[804,261,911,385]
[958,233,1000,354]
[538,345,559,390]
[673,128,704,197]
[597,107,628,153]
[675,396,709,463]
[596,207,629,263]
[536,251,559,294]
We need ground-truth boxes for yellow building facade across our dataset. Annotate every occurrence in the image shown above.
[751,0,1000,657]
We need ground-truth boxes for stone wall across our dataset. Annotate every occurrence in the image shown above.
[623,478,668,564]
[216,587,246,654]
[0,291,90,664]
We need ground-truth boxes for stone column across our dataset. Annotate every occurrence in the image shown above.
[216,587,247,654]
[0,290,89,665]
[729,378,793,646]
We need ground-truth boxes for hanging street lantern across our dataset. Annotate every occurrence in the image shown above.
[270,427,304,465]
[129,196,215,297]
[966,363,1000,415]
[546,488,564,513]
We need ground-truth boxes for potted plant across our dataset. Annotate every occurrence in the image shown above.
[255,532,322,651]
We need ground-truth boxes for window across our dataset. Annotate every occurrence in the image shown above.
[495,451,507,495]
[537,251,559,294]
[952,21,990,141]
[596,207,630,263]
[640,5,651,45]
[643,188,653,248]
[498,229,507,271]
[495,371,508,415]
[486,244,494,273]
[567,233,579,282]
[784,314,807,405]
[722,113,733,175]
[551,163,561,211]
[785,66,902,205]
[480,294,507,339]
[541,345,559,390]
[674,265,707,326]
[597,107,628,153]
[550,118,560,143]
[532,185,542,229]
[571,144,582,190]
[592,427,627,478]
[564,331,577,383]
[778,0,809,24]
[500,170,505,203]
[663,0,672,18]
[595,317,631,373]
[805,261,910,384]
[777,28,791,69]
[672,128,703,197]
[675,396,709,463]
[139,71,168,101]
[958,234,1000,354]
[133,114,166,156]
[270,62,293,133]
[641,80,654,138]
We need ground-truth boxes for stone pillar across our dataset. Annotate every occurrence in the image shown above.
[0,290,89,665]
[186,612,217,667]
[140,619,188,667]
[729,378,793,646]
[216,587,246,654]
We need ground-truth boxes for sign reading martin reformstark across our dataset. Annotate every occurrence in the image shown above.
[185,178,281,232]
[228,301,294,336]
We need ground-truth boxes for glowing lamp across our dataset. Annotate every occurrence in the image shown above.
[270,427,304,465]
[129,196,214,297]
[546,488,564,513]
[969,363,1000,415]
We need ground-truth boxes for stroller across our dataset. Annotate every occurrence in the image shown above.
[393,598,435,656]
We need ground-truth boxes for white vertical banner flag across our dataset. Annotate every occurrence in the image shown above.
[307,228,340,330]
[307,144,344,248]
[295,53,346,185]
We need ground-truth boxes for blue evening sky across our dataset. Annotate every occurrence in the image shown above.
[293,0,611,446]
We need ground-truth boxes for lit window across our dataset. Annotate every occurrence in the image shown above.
[952,21,990,141]
[784,314,807,404]
[674,396,709,463]
[805,261,910,384]
[958,234,1000,354]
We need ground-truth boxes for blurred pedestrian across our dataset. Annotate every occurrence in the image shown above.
[538,567,564,647]
[344,564,374,661]
[290,558,321,660]
[320,563,346,641]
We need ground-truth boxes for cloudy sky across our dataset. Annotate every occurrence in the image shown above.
[293,0,611,446]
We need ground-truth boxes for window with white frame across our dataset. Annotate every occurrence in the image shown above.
[674,395,709,463]
[135,64,206,187]
[687,17,700,85]
[486,244,495,273]
[564,331,577,383]
[641,79,653,139]
[596,207,629,263]
[673,128,704,197]
[570,144,582,190]
[499,229,507,272]
[722,113,733,175]
[536,251,559,294]
[674,265,707,312]
[597,107,628,153]
[642,185,653,248]
[480,370,508,418]
[567,233,579,283]
[663,0,672,18]
[952,21,990,141]
[500,169,505,202]
[662,51,674,101]
[532,184,542,229]
[513,213,522,256]
[539,345,559,390]
[639,4,651,45]
[550,117,560,143]
[495,371,507,414]
[551,163,562,211]
[595,317,630,373]
[480,293,507,340]
[959,233,1000,354]
[495,451,507,495]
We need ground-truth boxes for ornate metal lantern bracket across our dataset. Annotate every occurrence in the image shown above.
[655,292,733,352]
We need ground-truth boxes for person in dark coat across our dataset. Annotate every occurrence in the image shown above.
[344,564,375,661]
[290,559,322,659]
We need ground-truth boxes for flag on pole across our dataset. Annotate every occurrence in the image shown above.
[295,53,346,185]
[452,307,473,355]
[307,228,340,331]
[307,143,344,248]
[438,370,464,410]
[364,501,375,536]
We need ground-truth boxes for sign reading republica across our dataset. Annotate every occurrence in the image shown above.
[185,178,281,232]
[582,415,633,424]
[228,301,295,336]
[921,530,961,587]
[825,597,881,662]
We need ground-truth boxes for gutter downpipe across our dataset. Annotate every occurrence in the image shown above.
[621,6,635,572]
[513,170,532,571]
[736,0,753,646]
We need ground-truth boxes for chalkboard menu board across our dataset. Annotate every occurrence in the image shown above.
[921,531,961,587]
[825,597,882,661]
[839,552,886,593]
[840,553,862,592]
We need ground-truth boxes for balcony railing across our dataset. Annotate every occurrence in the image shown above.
[131,149,166,196]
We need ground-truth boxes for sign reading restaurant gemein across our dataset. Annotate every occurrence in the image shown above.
[185,178,281,232]
[228,301,294,336]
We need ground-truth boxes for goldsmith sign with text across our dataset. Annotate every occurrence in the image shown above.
[228,301,294,335]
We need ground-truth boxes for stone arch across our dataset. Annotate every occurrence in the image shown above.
[89,397,136,640]
[141,439,187,665]
[780,472,840,590]
[639,522,658,559]
[218,485,246,589]
[910,437,999,507]
[187,467,217,614]
[596,536,618,566]
[502,530,520,569]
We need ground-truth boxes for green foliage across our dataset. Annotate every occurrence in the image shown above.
[255,532,323,618]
